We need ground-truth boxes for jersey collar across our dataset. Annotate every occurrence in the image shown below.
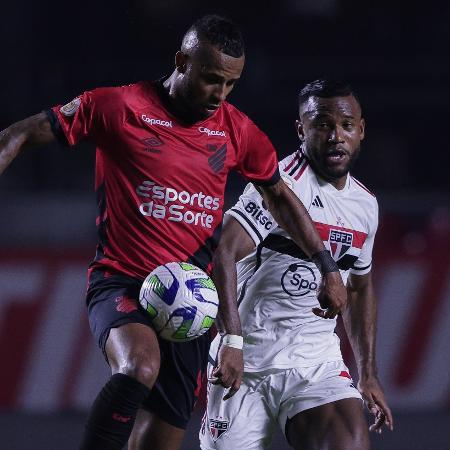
[315,172,351,196]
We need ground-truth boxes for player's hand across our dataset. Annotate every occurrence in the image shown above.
[312,271,347,319]
[208,345,243,400]
[358,375,394,433]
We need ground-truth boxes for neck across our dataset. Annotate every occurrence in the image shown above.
[161,71,203,124]
[330,175,347,190]
[162,71,177,94]
[308,158,348,190]
[161,71,183,113]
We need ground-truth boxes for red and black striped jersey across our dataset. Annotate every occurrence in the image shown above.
[48,80,280,279]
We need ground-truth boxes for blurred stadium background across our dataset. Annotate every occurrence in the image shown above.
[0,1,449,449]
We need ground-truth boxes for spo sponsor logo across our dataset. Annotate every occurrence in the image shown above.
[244,201,273,230]
[198,127,226,137]
[281,263,318,297]
[136,181,220,229]
[141,114,173,128]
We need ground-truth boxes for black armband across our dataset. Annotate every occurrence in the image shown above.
[44,109,69,146]
[311,250,339,274]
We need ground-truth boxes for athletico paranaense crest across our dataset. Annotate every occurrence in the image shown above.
[329,229,353,260]
[209,418,229,441]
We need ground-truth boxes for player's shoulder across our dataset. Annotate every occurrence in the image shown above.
[349,175,377,199]
[349,175,378,216]
[220,101,253,128]
[221,100,247,119]
[84,81,150,106]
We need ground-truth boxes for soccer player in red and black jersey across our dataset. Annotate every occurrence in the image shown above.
[0,15,346,450]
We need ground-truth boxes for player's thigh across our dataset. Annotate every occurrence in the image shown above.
[199,365,276,450]
[287,398,370,450]
[279,361,367,450]
[86,269,160,386]
[129,408,185,450]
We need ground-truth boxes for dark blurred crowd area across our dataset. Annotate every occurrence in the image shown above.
[0,0,449,200]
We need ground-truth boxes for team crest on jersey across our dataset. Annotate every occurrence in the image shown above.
[209,418,229,441]
[207,143,227,173]
[60,97,81,117]
[329,229,353,260]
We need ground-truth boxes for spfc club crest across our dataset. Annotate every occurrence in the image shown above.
[209,418,229,441]
[329,229,353,260]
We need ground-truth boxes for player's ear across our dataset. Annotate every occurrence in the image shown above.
[175,51,187,73]
[359,118,365,141]
[296,119,305,142]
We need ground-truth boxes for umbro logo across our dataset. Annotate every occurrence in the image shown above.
[142,137,164,153]
[208,144,227,173]
[311,195,324,208]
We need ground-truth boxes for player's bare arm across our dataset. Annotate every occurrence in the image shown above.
[258,178,347,318]
[344,271,394,433]
[210,214,255,399]
[0,112,55,175]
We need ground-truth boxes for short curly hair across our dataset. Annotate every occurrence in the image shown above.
[299,79,361,110]
[184,14,244,58]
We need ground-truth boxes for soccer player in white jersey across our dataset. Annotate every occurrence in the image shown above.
[199,79,393,450]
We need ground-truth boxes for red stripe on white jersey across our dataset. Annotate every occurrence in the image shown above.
[314,222,368,249]
[283,152,300,172]
[294,159,308,180]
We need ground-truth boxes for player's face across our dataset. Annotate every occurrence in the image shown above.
[297,95,365,185]
[175,44,244,121]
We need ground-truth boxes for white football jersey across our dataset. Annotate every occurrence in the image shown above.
[209,151,379,371]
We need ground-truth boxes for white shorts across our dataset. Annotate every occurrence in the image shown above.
[199,359,362,450]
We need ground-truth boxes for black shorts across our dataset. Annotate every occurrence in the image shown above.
[86,269,211,429]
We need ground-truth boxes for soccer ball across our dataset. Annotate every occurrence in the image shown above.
[139,262,219,342]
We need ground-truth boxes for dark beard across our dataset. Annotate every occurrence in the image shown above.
[307,146,361,183]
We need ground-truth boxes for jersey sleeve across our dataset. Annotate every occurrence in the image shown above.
[225,182,278,246]
[236,117,280,186]
[350,199,379,276]
[47,87,121,147]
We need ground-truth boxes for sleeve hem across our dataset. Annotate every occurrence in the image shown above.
[349,264,372,276]
[226,209,262,246]
[44,109,69,146]
[249,167,281,187]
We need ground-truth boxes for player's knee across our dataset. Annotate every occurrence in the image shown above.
[350,426,370,450]
[118,353,160,389]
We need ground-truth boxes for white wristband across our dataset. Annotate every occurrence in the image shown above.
[222,334,244,350]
